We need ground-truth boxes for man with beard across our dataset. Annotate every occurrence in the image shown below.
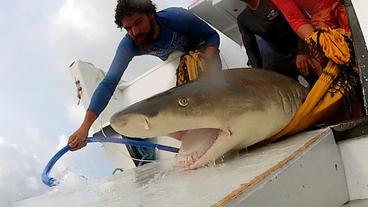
[237,0,320,82]
[68,0,221,151]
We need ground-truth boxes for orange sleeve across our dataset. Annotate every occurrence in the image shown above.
[271,0,310,32]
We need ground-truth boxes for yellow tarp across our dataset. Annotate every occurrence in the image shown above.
[176,51,206,86]
[269,28,354,142]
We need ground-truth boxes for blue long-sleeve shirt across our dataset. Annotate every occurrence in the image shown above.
[88,7,220,116]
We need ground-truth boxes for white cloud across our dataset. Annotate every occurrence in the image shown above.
[56,0,111,40]
[0,120,80,205]
[48,0,121,73]
[67,103,85,125]
[22,122,54,158]
[25,176,40,191]
[0,131,90,205]
[57,134,68,150]
[0,136,49,205]
[25,121,42,143]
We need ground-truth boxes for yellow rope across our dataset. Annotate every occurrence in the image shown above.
[306,28,351,65]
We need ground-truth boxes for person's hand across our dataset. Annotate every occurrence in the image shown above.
[296,54,323,77]
[308,57,323,76]
[296,54,310,76]
[68,126,89,151]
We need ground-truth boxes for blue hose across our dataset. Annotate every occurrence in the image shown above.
[41,136,179,187]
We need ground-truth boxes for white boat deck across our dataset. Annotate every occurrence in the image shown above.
[342,199,368,207]
[13,128,348,207]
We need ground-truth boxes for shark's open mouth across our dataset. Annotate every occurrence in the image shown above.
[168,128,232,169]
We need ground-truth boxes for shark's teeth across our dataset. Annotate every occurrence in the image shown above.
[177,141,218,168]
[192,153,199,162]
[176,150,206,168]
[187,155,193,163]
[173,128,235,169]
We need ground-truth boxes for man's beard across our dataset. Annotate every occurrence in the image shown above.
[134,18,156,50]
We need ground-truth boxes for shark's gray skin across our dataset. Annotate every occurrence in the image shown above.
[110,69,308,169]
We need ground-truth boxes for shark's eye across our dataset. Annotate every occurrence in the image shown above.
[178,97,189,107]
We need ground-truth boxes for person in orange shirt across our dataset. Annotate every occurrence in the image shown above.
[271,0,350,78]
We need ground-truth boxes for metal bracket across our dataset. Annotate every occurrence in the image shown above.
[343,0,368,115]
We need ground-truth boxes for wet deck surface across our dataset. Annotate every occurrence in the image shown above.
[14,129,328,207]
[342,199,368,207]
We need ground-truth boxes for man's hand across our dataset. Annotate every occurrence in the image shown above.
[296,54,323,77]
[68,110,97,151]
[68,127,89,151]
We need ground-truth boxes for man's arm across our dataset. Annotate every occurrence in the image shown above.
[271,0,310,37]
[271,0,322,77]
[173,8,220,49]
[88,37,138,116]
[295,24,315,40]
[167,8,221,71]
[68,36,138,151]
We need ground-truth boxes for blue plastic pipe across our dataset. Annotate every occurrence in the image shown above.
[41,136,179,187]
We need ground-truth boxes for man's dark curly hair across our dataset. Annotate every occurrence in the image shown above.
[114,0,157,28]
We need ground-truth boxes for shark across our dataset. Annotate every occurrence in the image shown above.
[110,69,308,169]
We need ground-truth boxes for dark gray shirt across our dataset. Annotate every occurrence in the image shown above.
[237,0,299,68]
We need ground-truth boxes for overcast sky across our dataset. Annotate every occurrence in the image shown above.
[0,0,200,205]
